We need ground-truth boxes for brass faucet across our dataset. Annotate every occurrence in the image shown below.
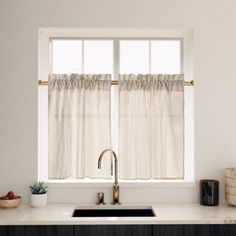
[98,149,121,205]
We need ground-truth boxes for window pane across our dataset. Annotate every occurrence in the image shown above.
[52,40,82,74]
[151,40,181,74]
[120,40,149,74]
[84,40,113,74]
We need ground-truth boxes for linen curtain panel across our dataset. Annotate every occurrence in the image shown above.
[119,74,184,179]
[48,74,111,179]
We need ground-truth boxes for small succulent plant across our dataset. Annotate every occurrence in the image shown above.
[29,181,48,194]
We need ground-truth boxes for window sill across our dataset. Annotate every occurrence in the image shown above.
[45,179,196,188]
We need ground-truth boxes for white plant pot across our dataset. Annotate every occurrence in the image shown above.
[31,193,47,207]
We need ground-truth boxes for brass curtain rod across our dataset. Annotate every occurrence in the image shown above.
[38,80,194,86]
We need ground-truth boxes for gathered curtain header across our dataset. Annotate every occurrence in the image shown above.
[48,74,111,90]
[119,74,184,91]
[48,74,184,91]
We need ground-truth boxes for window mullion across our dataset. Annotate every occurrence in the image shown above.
[81,40,84,73]
[113,39,119,81]
[180,39,184,74]
[149,40,151,73]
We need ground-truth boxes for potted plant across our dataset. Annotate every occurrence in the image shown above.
[29,181,48,207]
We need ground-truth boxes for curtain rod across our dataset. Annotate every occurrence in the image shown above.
[38,80,194,86]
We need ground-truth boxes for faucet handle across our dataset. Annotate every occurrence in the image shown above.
[96,192,106,205]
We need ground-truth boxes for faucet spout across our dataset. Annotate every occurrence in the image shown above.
[97,149,120,205]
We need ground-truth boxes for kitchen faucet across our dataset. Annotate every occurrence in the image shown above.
[98,149,121,205]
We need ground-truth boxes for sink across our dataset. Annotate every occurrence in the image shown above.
[72,206,155,217]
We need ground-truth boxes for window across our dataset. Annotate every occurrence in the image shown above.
[38,28,194,184]
[52,39,113,74]
[119,40,181,74]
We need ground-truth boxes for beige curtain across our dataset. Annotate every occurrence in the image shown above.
[48,74,111,179]
[119,74,184,179]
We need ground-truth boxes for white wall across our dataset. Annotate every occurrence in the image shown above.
[0,0,236,204]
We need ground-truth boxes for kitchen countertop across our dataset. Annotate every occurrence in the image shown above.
[0,203,236,225]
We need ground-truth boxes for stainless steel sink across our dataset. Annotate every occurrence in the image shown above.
[72,206,155,217]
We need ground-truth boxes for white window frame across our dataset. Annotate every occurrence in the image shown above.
[38,28,194,187]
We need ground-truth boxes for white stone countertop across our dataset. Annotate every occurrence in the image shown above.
[0,203,236,225]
